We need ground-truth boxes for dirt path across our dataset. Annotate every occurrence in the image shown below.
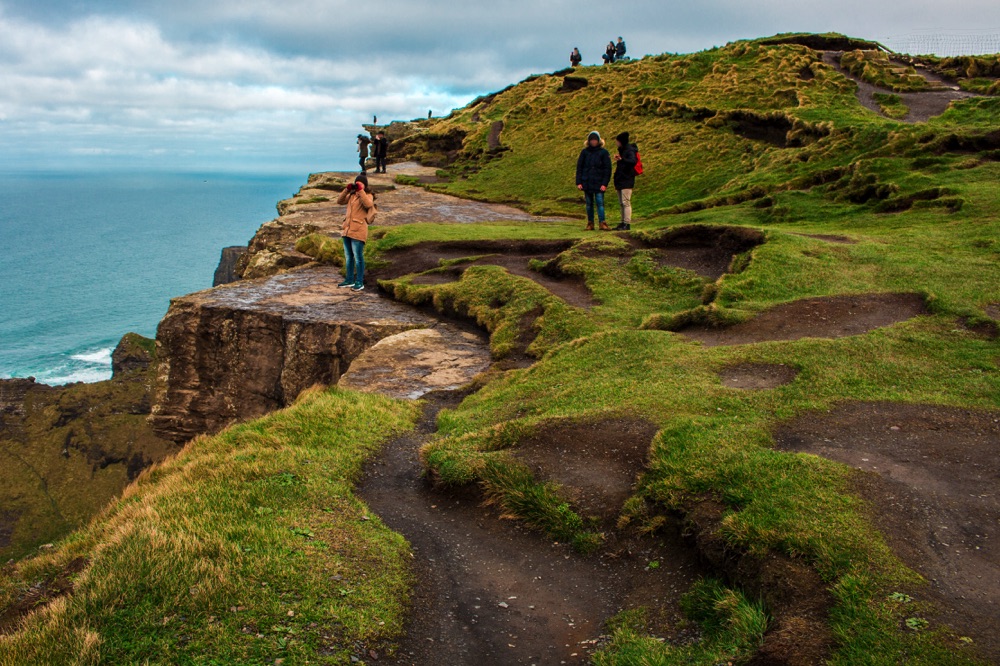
[358,396,703,665]
[822,52,979,123]
[774,402,1000,662]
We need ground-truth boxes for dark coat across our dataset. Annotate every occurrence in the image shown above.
[373,137,389,158]
[614,143,638,190]
[576,142,612,192]
[616,41,627,58]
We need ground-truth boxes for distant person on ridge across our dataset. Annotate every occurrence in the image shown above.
[373,131,390,174]
[357,134,371,172]
[576,131,612,231]
[613,131,638,231]
[570,47,582,67]
[603,41,616,65]
[337,173,376,291]
[615,37,627,61]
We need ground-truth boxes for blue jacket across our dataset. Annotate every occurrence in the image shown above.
[576,142,612,192]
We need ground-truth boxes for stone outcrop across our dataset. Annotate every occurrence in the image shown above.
[150,266,441,443]
[339,325,491,400]
[213,246,247,286]
[111,332,156,377]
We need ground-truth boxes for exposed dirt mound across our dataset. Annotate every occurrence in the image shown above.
[685,500,834,664]
[515,418,659,522]
[488,121,504,150]
[0,557,87,636]
[681,293,927,347]
[359,396,704,665]
[381,240,596,309]
[719,363,799,390]
[560,76,588,93]
[761,34,884,52]
[774,402,1000,662]
[633,225,766,280]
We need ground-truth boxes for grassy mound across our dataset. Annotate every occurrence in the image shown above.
[0,388,418,664]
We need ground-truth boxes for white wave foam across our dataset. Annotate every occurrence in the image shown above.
[70,347,114,365]
[39,366,113,385]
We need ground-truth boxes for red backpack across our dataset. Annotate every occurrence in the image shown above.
[632,144,644,175]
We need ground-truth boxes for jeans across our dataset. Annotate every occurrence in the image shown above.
[585,190,606,223]
[617,188,633,223]
[343,237,366,285]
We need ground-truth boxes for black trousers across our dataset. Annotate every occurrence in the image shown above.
[359,156,367,171]
[375,156,387,172]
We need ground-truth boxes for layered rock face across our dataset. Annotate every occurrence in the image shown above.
[213,246,248,286]
[150,266,439,443]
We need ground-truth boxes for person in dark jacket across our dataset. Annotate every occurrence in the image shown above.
[372,131,389,173]
[615,37,627,61]
[576,131,612,230]
[570,47,582,67]
[357,134,371,172]
[603,41,616,64]
[612,131,638,230]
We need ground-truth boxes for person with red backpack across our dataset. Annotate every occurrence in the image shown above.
[613,131,641,230]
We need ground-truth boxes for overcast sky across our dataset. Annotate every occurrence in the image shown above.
[1,1,998,173]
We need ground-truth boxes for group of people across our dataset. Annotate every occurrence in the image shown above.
[357,131,390,173]
[576,130,638,231]
[338,120,640,292]
[569,37,627,68]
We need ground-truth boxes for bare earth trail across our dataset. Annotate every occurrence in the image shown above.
[821,51,980,123]
[358,395,703,665]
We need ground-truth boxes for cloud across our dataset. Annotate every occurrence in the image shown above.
[1,0,998,171]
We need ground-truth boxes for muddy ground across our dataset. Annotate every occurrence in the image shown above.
[359,399,704,665]
[681,293,927,347]
[774,402,1000,662]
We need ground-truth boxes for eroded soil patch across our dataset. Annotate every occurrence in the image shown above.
[985,303,999,321]
[382,239,596,309]
[719,363,799,390]
[631,225,766,280]
[681,293,927,347]
[359,398,703,665]
[515,418,658,522]
[0,557,87,636]
[774,402,1000,662]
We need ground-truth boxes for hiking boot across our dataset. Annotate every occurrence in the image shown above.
[337,280,354,288]
[599,222,611,231]
[613,223,627,231]
[585,222,595,231]
[352,283,365,291]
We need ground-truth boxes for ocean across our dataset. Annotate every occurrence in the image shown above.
[0,171,305,385]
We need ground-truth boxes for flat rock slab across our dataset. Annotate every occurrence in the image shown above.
[338,326,491,400]
[774,402,1000,662]
[719,363,799,389]
[681,293,927,347]
[197,266,436,326]
[152,267,439,442]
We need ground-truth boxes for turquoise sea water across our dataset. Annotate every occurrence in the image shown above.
[0,171,303,384]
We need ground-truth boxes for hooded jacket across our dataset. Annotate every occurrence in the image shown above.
[613,132,638,190]
[576,133,612,192]
[337,186,375,243]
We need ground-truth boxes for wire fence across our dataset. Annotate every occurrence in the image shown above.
[882,31,1000,57]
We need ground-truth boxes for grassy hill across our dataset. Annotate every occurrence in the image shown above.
[2,34,998,665]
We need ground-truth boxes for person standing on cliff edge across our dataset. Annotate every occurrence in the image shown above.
[576,131,612,231]
[372,131,390,174]
[337,173,376,291]
[357,134,371,172]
